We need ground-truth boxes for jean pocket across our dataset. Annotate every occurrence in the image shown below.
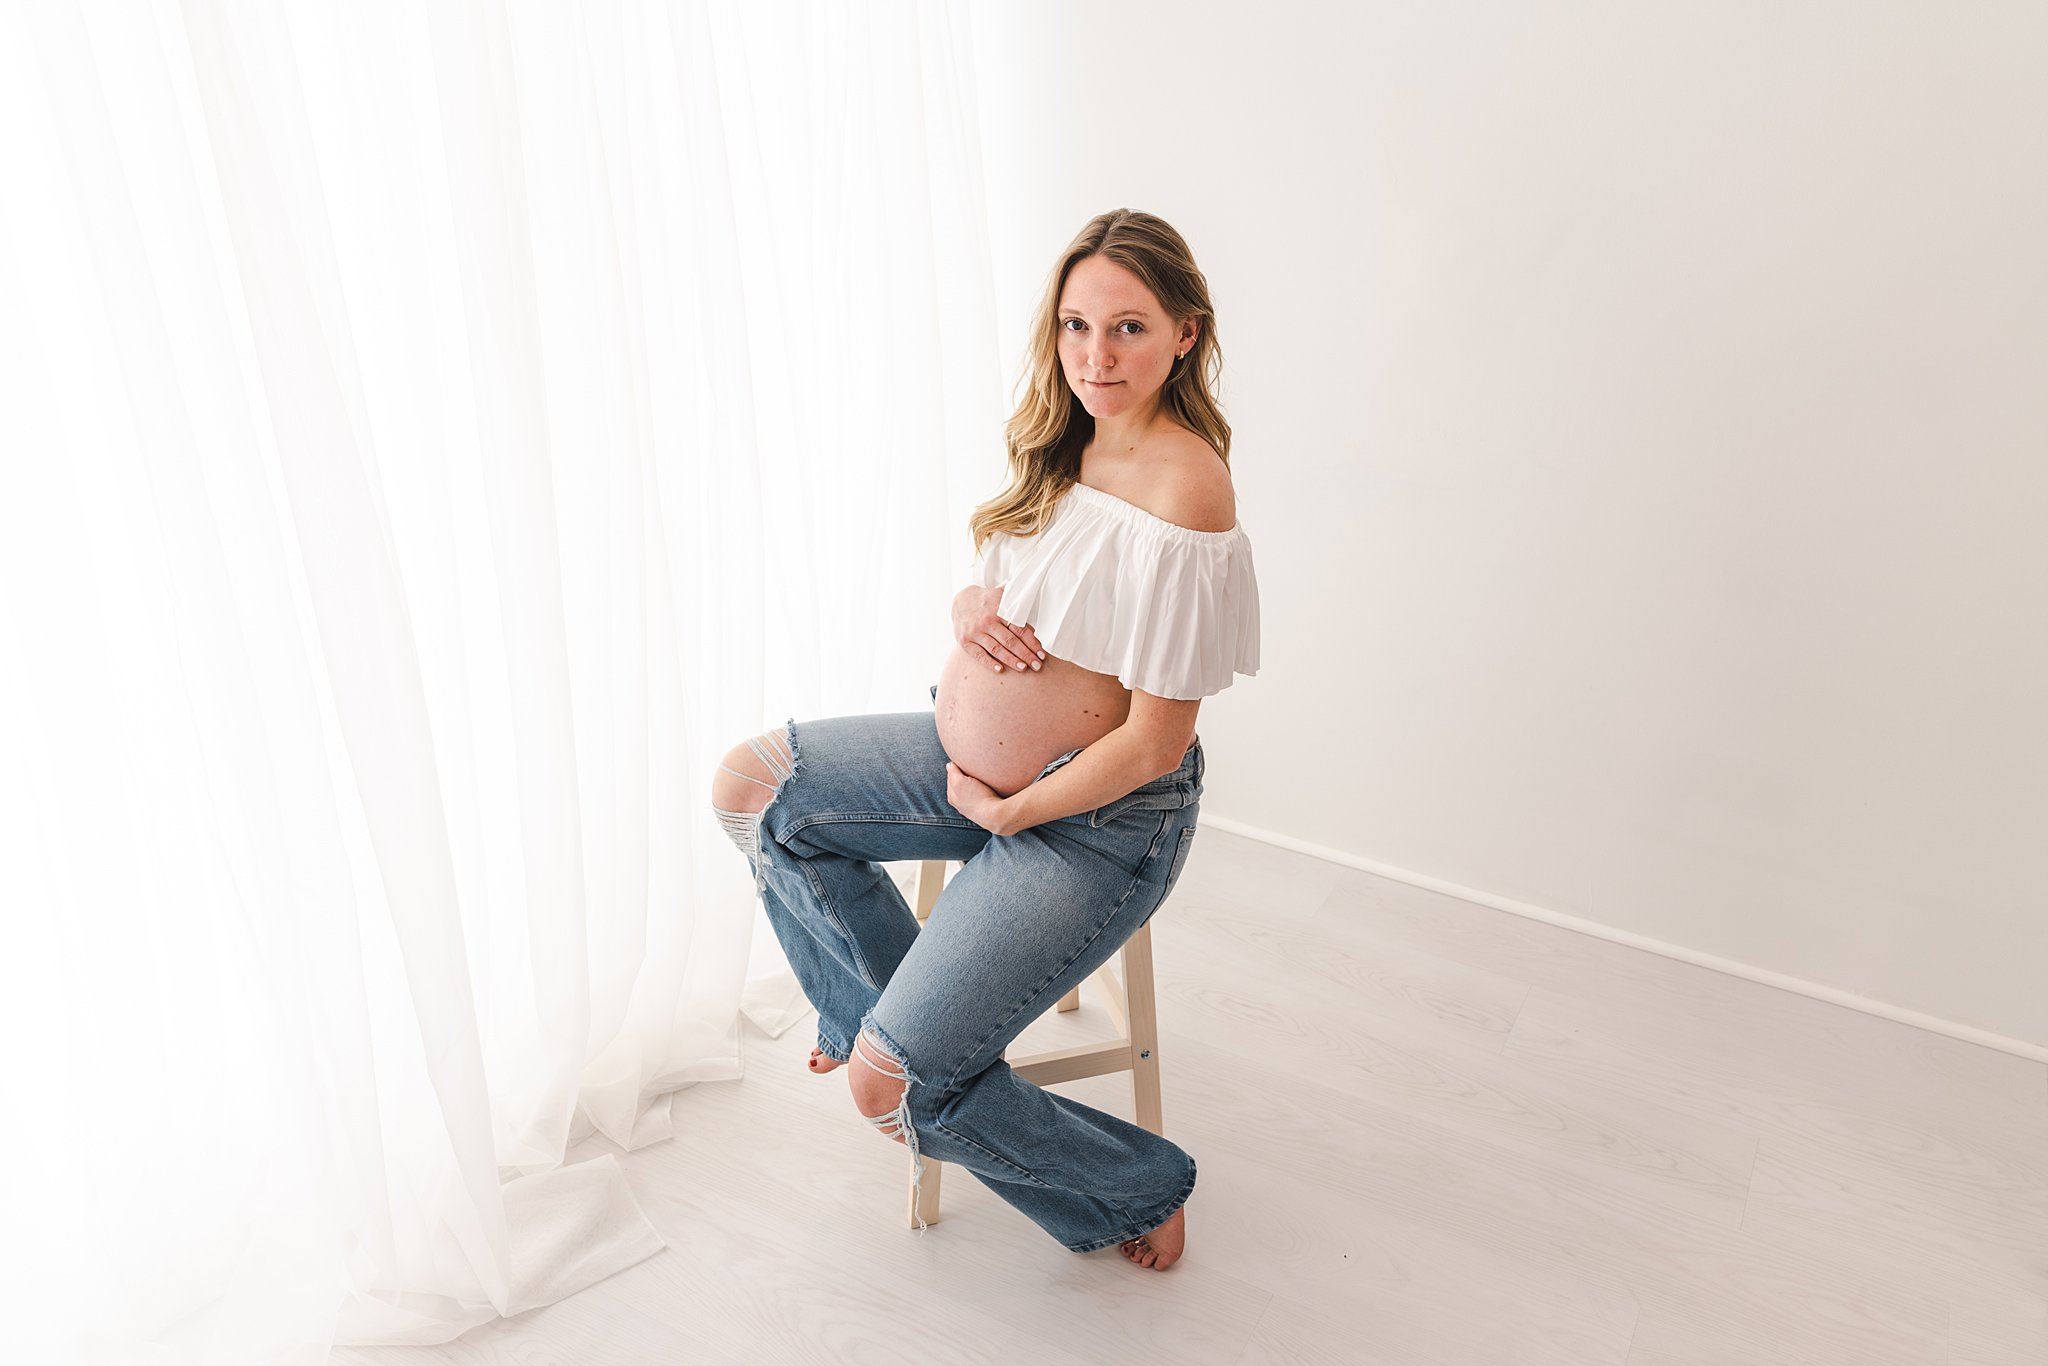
[1162,824,1197,894]
[1088,782,1194,828]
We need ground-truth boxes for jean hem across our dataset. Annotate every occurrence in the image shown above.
[1062,1152,1198,1254]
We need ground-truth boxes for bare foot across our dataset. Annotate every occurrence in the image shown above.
[808,1047,846,1075]
[1118,1205,1186,1270]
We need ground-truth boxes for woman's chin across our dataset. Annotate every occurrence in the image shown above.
[1076,380,1135,406]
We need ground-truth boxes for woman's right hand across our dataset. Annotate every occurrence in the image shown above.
[954,585,1046,673]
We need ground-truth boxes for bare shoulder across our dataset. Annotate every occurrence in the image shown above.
[1140,428,1235,533]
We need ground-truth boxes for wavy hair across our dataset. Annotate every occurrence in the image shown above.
[969,209,1230,555]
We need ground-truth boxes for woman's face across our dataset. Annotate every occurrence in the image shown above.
[1056,254,1192,423]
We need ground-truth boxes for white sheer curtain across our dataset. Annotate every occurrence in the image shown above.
[0,1,1000,1358]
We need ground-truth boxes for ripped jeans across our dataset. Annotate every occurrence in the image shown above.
[712,692,1203,1255]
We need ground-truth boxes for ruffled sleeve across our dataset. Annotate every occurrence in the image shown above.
[991,483,1261,700]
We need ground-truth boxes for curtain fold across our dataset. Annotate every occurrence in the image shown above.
[0,0,1000,1357]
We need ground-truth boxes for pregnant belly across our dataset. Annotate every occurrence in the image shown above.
[933,642,1133,798]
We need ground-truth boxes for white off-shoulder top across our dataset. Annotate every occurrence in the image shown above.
[969,480,1262,700]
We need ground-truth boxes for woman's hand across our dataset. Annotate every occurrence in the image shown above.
[953,585,1047,674]
[946,760,1018,836]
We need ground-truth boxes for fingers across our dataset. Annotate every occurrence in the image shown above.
[979,631,1034,672]
[996,617,1045,665]
[962,600,1047,673]
[962,618,1040,671]
[995,622,1046,672]
[1004,632,1043,670]
[966,639,1023,672]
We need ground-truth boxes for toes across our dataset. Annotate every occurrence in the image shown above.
[1119,1236,1158,1268]
[1116,1231,1179,1269]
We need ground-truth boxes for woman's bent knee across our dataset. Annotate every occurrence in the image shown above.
[710,727,795,814]
[711,729,800,892]
[848,1030,910,1126]
[848,1025,930,1229]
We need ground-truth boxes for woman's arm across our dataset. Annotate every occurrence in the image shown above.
[947,690,1200,836]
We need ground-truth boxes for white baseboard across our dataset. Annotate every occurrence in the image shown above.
[1199,813,2048,1067]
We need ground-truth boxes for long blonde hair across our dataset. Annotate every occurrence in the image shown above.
[969,209,1231,556]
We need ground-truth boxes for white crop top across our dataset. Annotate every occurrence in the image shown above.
[970,480,1261,700]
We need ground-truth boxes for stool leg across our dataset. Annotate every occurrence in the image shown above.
[913,859,946,923]
[908,859,947,1226]
[910,1145,942,1228]
[1123,924,1164,1134]
[1055,982,1082,1013]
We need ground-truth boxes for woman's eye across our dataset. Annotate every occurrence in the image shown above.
[1060,319,1143,334]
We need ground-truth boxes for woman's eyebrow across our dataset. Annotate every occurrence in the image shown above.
[1058,308,1152,319]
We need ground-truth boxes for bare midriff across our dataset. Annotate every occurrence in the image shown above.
[933,640,1133,798]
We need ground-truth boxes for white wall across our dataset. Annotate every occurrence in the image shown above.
[968,1,2048,1051]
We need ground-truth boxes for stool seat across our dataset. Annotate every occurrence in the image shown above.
[899,858,1164,1229]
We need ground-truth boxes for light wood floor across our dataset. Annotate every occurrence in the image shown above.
[330,827,2047,1366]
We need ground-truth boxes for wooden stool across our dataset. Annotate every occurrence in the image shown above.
[898,857,1164,1229]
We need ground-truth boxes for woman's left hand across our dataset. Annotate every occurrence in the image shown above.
[946,761,1015,836]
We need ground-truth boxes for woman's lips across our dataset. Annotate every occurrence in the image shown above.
[1085,380,1121,389]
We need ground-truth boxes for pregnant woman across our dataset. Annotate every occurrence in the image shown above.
[710,209,1259,1272]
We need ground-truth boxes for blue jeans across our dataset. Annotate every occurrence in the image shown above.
[712,686,1203,1254]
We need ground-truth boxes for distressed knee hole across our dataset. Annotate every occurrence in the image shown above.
[849,1032,910,1140]
[850,1025,931,1232]
[711,725,799,892]
[711,726,796,817]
